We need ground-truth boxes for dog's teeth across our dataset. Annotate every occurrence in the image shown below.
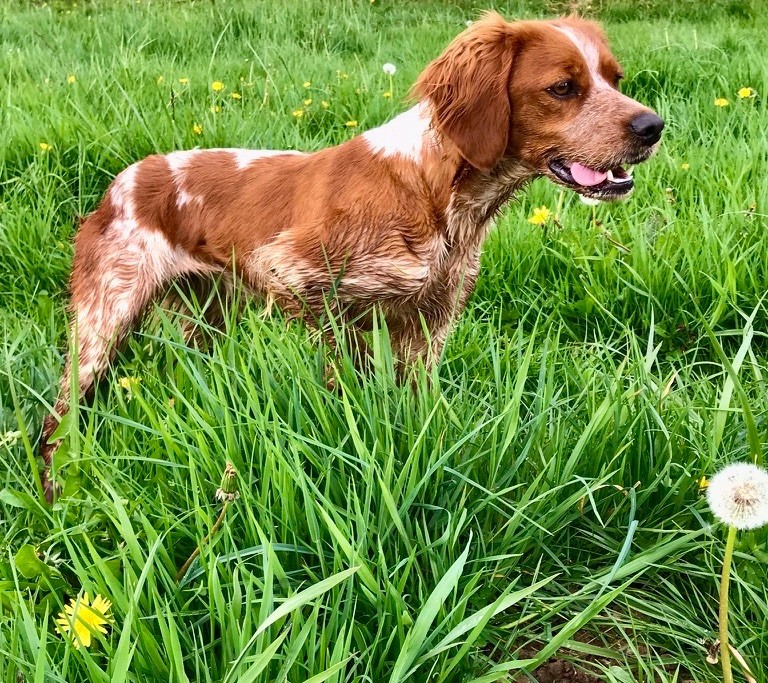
[606,169,616,183]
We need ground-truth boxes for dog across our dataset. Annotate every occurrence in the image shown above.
[39,12,663,499]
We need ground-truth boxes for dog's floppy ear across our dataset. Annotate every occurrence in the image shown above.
[414,12,517,173]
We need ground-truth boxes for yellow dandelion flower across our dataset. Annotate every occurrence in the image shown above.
[211,81,225,92]
[193,123,203,135]
[292,109,304,118]
[303,81,311,88]
[738,86,755,99]
[383,91,392,99]
[528,205,552,225]
[178,77,189,85]
[39,142,52,152]
[210,105,221,113]
[55,593,112,649]
[321,100,330,108]
[714,98,729,107]
[304,98,312,106]
[118,376,140,390]
[66,74,76,84]
[681,162,690,170]
[345,120,358,127]
[231,92,242,100]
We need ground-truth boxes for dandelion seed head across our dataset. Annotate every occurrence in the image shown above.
[382,63,396,76]
[706,463,768,530]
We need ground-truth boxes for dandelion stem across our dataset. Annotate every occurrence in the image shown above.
[176,502,230,582]
[719,524,737,683]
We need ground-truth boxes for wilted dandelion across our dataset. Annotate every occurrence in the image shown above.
[56,593,112,649]
[193,122,203,135]
[177,462,240,582]
[737,86,755,99]
[39,142,52,152]
[707,462,768,683]
[527,205,552,225]
[714,97,729,107]
[66,74,76,84]
[211,81,225,92]
[215,461,240,503]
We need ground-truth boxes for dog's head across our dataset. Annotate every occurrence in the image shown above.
[414,13,663,201]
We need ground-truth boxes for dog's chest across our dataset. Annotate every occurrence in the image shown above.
[394,205,494,315]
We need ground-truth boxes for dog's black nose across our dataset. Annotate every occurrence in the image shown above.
[629,112,664,145]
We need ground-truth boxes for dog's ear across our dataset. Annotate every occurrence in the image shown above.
[414,12,517,173]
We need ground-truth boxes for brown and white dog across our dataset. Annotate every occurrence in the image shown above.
[40,12,662,498]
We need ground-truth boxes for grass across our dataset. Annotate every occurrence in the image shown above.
[1,0,767,680]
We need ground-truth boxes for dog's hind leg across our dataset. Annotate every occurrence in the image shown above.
[40,178,209,501]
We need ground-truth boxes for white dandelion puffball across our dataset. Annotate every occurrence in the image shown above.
[383,63,396,76]
[706,462,768,530]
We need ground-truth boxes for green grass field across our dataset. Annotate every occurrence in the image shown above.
[1,0,767,680]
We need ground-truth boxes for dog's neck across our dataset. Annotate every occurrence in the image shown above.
[362,103,533,249]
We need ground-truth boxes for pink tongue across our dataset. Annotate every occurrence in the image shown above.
[570,163,607,187]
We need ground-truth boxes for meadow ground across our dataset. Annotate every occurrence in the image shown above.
[1,0,767,680]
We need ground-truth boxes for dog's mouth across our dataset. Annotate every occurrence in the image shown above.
[547,159,636,201]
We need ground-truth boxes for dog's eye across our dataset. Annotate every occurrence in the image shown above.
[548,80,577,98]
